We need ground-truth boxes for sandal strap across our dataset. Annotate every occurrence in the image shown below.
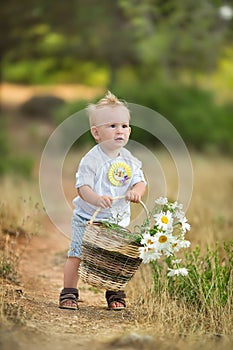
[60,288,79,303]
[60,293,78,303]
[105,290,126,307]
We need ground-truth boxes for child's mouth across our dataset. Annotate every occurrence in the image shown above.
[115,137,124,141]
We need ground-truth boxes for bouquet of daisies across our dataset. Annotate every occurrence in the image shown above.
[137,197,191,277]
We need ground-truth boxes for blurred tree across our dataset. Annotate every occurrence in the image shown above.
[40,0,138,88]
[0,0,45,60]
[0,0,138,87]
[119,0,233,80]
[1,0,232,86]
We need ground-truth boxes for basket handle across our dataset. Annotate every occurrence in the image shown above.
[89,195,149,224]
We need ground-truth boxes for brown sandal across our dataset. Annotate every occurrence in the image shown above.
[59,288,79,310]
[105,290,126,310]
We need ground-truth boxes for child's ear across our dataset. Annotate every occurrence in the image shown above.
[90,126,100,141]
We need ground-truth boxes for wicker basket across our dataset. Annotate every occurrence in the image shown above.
[79,196,148,290]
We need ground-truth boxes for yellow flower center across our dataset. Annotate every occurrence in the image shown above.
[147,239,153,245]
[161,216,169,224]
[159,235,168,243]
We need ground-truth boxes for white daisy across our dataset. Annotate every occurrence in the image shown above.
[174,210,185,220]
[167,267,188,277]
[173,239,191,252]
[139,246,162,263]
[180,239,191,248]
[155,197,168,205]
[140,232,156,247]
[171,259,182,264]
[154,210,173,230]
[138,197,191,270]
[168,201,183,211]
[179,216,191,232]
[153,232,175,256]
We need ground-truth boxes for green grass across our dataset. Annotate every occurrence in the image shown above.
[150,241,233,309]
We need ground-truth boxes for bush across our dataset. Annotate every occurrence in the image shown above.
[113,81,233,154]
[20,95,65,120]
[53,99,92,125]
[53,97,102,148]
[52,82,233,154]
[3,59,108,86]
[0,120,34,178]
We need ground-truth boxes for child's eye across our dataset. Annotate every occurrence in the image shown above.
[122,124,129,128]
[110,124,116,128]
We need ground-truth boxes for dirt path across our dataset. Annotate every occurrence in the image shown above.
[2,218,144,350]
[0,82,103,108]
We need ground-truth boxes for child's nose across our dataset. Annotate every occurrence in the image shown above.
[116,126,122,132]
[117,125,124,132]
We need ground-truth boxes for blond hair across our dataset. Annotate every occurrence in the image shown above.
[87,91,130,127]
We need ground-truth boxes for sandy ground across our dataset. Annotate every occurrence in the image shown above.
[0,82,103,108]
[1,219,148,350]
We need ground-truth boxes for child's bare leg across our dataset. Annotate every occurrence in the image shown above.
[60,257,81,308]
[64,257,81,288]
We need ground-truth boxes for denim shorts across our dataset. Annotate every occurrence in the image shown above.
[67,212,88,258]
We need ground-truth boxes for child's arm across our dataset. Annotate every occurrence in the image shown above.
[125,181,146,203]
[78,185,113,208]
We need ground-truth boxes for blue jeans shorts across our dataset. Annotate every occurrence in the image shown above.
[67,212,88,258]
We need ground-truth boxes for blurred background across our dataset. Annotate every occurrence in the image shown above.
[0,3,233,342]
[0,0,233,176]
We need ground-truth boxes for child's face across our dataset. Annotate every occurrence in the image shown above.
[90,107,131,151]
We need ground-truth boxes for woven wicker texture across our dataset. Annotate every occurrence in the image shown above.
[79,197,148,290]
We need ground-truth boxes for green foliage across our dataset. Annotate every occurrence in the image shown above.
[2,58,108,86]
[0,120,10,159]
[0,120,34,177]
[2,0,232,84]
[113,81,233,154]
[3,59,56,84]
[53,97,101,148]
[151,241,233,309]
[120,0,231,76]
[1,0,233,99]
[53,99,92,125]
[6,157,34,178]
[53,80,233,154]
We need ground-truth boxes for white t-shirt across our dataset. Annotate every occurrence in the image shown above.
[72,144,146,227]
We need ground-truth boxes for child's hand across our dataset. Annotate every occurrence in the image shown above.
[125,190,141,203]
[96,195,113,208]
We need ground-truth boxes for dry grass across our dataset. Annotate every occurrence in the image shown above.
[186,153,233,246]
[0,177,42,283]
[127,264,232,335]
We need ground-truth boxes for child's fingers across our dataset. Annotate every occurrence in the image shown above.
[97,196,113,208]
[126,190,141,203]
[105,197,113,208]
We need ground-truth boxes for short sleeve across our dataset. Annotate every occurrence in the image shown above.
[131,167,147,187]
[75,158,96,189]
